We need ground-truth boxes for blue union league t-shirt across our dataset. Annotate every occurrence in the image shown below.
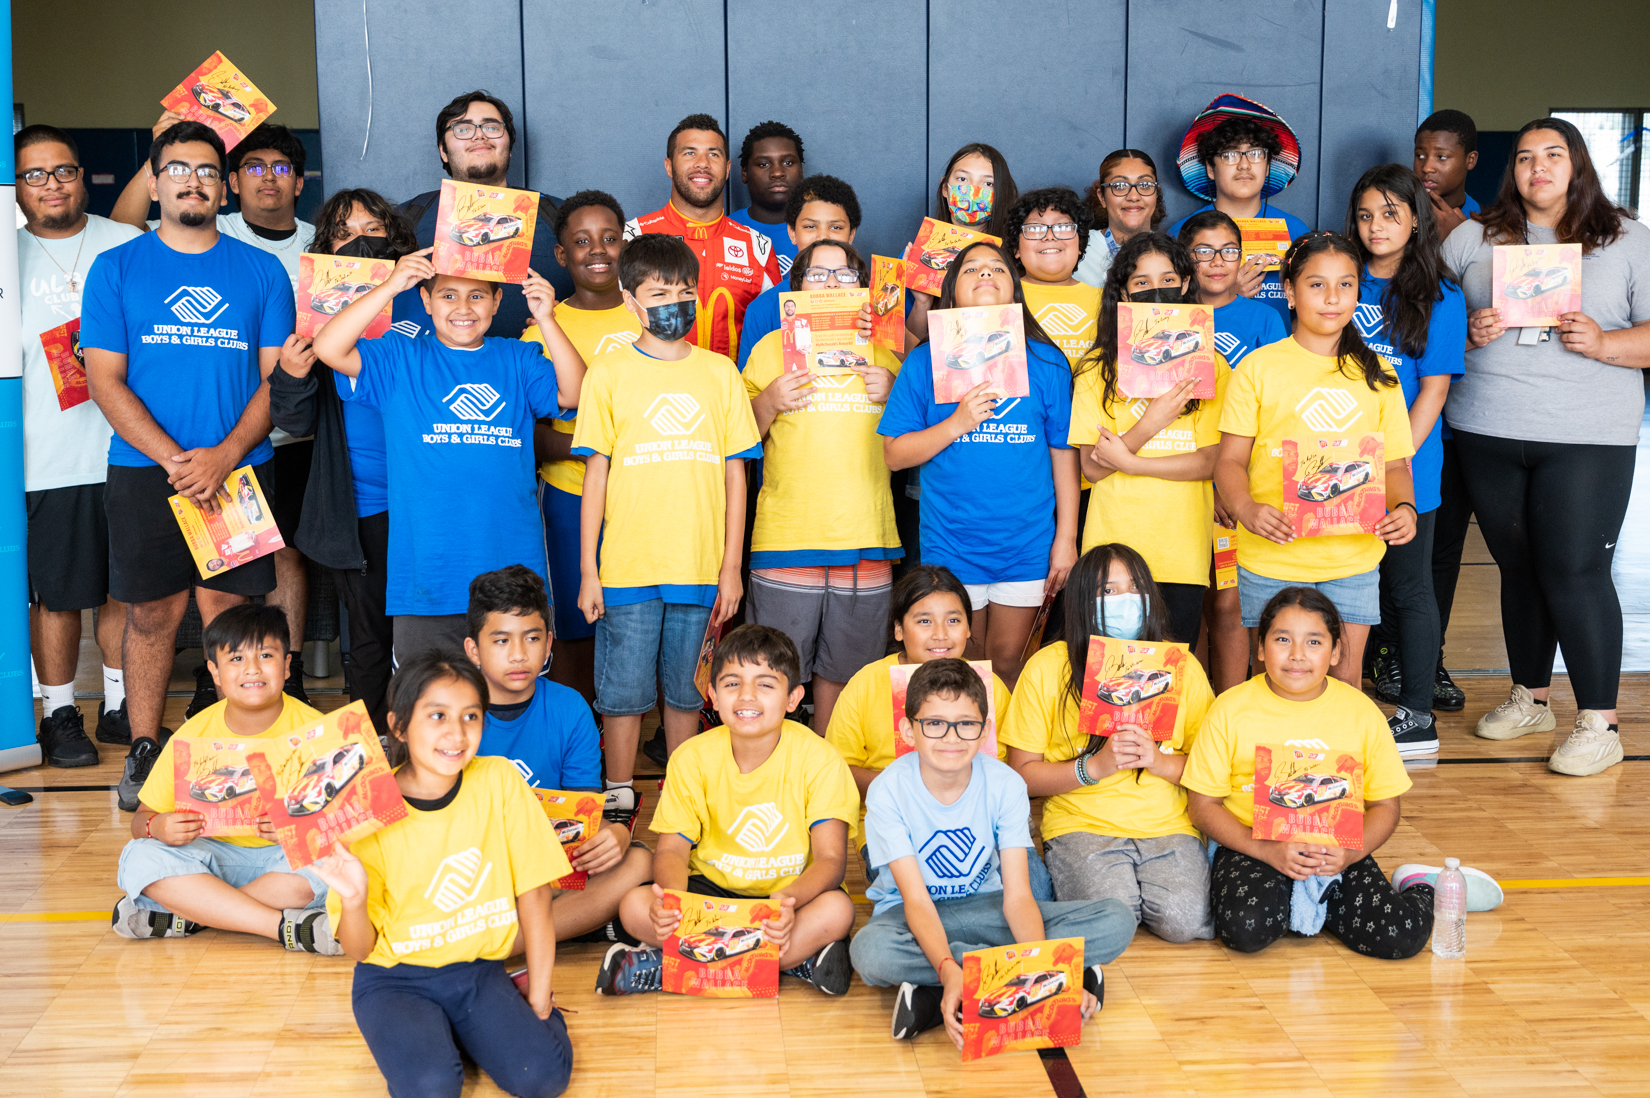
[480,677,601,790]
[1213,294,1289,368]
[1168,202,1311,327]
[864,752,1034,915]
[878,338,1072,585]
[80,232,294,467]
[342,334,569,615]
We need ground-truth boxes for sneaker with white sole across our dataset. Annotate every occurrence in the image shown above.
[1083,964,1105,1009]
[595,944,663,995]
[1547,710,1624,777]
[1474,684,1557,740]
[891,982,944,1039]
[1389,707,1440,757]
[111,896,201,939]
[784,939,851,996]
[280,909,343,955]
[1392,863,1505,911]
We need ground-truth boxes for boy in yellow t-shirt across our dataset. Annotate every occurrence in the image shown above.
[1006,187,1103,368]
[115,605,331,951]
[570,234,763,817]
[599,626,860,996]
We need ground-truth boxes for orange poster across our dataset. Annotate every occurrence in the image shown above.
[960,937,1084,1062]
[38,317,89,411]
[929,304,1029,404]
[296,253,394,339]
[691,619,723,702]
[870,255,906,353]
[1077,637,1189,742]
[779,288,870,373]
[160,51,276,152]
[1252,742,1365,849]
[168,466,286,580]
[432,178,539,284]
[889,660,998,759]
[246,701,407,869]
[172,735,280,838]
[1281,435,1386,538]
[660,890,781,998]
[903,218,1001,297]
[1019,592,1056,665]
[1213,525,1238,590]
[532,788,605,891]
[1492,243,1582,328]
[1116,301,1217,399]
[1234,217,1292,271]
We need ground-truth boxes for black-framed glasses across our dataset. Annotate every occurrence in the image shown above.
[240,163,293,177]
[914,718,986,741]
[802,266,862,284]
[1216,149,1269,165]
[161,163,223,183]
[1020,222,1078,240]
[1191,245,1244,262]
[1102,179,1158,196]
[447,121,505,140]
[17,165,80,186]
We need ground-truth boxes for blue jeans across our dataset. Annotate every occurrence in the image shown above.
[1236,564,1381,627]
[593,598,713,715]
[849,890,1134,988]
[117,837,326,912]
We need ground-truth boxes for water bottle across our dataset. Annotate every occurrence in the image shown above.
[1431,857,1467,958]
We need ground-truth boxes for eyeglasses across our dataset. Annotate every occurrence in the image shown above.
[161,163,223,183]
[802,266,862,284]
[1191,245,1244,262]
[240,163,293,177]
[1215,149,1269,166]
[1102,179,1158,197]
[447,121,506,140]
[1020,222,1078,240]
[913,718,986,741]
[16,165,81,186]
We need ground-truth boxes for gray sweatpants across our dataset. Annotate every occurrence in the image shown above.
[1044,832,1213,943]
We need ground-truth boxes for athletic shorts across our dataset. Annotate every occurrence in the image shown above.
[270,439,314,546]
[748,561,892,684]
[963,578,1046,611]
[1236,565,1381,628]
[26,482,109,612]
[105,462,277,604]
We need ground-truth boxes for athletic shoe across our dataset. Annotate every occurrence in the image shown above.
[110,896,201,939]
[95,702,132,746]
[1474,684,1556,740]
[280,909,343,955]
[1547,710,1624,777]
[1434,660,1466,713]
[37,705,99,768]
[1368,643,1401,706]
[283,650,310,706]
[595,944,663,995]
[1389,707,1440,757]
[1393,863,1505,911]
[642,726,668,769]
[602,785,637,828]
[1083,965,1105,1009]
[185,664,218,719]
[784,939,851,996]
[117,736,165,812]
[891,982,944,1039]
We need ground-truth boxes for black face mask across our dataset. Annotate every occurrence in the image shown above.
[1126,286,1187,304]
[334,234,399,261]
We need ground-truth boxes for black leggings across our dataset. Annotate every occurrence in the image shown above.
[1431,437,1474,648]
[1211,846,1434,960]
[1452,430,1635,710]
[1370,510,1440,714]
[1158,582,1207,647]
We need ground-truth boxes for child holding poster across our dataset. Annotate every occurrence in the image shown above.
[114,605,332,951]
[1182,587,1501,957]
[1213,232,1418,688]
[906,144,1019,344]
[850,658,1131,1044]
[309,653,572,1098]
[1000,545,1216,943]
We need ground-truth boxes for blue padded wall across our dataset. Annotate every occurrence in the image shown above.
[1318,0,1425,232]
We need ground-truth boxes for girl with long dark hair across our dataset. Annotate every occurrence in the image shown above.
[905,143,1020,345]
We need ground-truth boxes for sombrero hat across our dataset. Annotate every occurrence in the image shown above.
[1177,94,1301,201]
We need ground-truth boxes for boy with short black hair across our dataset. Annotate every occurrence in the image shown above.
[850,658,1132,1045]
[1414,108,1481,238]
[115,604,335,952]
[730,120,806,277]
[597,624,860,996]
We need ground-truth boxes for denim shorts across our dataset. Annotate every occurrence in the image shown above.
[117,837,327,912]
[1236,565,1381,628]
[594,598,714,715]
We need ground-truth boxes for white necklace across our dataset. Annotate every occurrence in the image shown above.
[31,225,87,293]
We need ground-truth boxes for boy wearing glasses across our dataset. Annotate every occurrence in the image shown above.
[1005,187,1100,366]
[849,658,1130,1045]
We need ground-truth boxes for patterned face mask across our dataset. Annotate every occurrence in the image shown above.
[641,299,696,341]
[947,180,993,225]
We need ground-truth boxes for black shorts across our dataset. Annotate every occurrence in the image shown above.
[26,483,109,612]
[105,462,278,604]
[685,875,754,900]
[270,439,314,545]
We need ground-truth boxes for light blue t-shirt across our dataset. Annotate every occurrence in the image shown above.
[877,338,1073,585]
[864,752,1034,915]
[480,677,601,790]
[736,282,784,372]
[342,334,569,615]
[1356,275,1467,514]
[728,207,794,279]
[1167,202,1311,327]
[1213,294,1289,368]
[80,232,294,468]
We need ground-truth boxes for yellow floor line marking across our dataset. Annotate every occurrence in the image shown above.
[1498,876,1650,889]
[0,911,108,923]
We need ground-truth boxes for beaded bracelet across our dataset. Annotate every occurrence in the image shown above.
[1075,754,1098,786]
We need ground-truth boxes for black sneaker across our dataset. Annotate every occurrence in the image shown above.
[1368,643,1401,706]
[642,725,668,769]
[891,982,944,1039]
[1434,659,1466,712]
[1083,964,1105,1008]
[784,939,851,996]
[37,705,99,768]
[118,735,166,812]
[184,664,218,719]
[283,650,310,705]
[595,944,663,995]
[569,918,642,947]
[95,702,132,746]
[1389,707,1440,757]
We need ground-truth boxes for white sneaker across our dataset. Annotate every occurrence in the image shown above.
[110,896,200,939]
[1392,864,1504,911]
[1547,710,1624,776]
[1474,684,1557,740]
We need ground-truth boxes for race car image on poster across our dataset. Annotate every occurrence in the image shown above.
[943,329,1012,372]
[977,969,1068,1018]
[188,764,259,804]
[309,282,379,316]
[449,212,524,247]
[1128,328,1203,365]
[1296,460,1372,502]
[1095,667,1173,706]
[677,924,764,963]
[1504,265,1571,300]
[191,82,251,124]
[284,742,368,817]
[813,348,869,368]
[919,245,960,271]
[551,817,586,845]
[1268,773,1351,809]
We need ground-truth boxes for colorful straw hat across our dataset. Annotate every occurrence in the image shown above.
[1177,94,1301,201]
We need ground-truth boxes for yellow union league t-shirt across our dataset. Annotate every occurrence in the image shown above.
[1180,675,1410,829]
[326,756,570,969]
[1217,338,1415,582]
[570,343,762,589]
[997,641,1213,841]
[138,694,324,848]
[1022,281,1101,367]
[523,303,642,496]
[742,329,902,564]
[1067,359,1229,585]
[651,720,860,894]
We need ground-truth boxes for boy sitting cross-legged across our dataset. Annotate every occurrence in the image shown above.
[464,564,653,944]
[850,658,1134,1046]
[598,624,860,996]
[115,604,337,953]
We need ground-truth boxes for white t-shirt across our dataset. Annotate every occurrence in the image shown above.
[19,214,142,492]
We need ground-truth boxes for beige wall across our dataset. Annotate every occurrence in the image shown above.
[1435,0,1650,130]
[12,0,318,130]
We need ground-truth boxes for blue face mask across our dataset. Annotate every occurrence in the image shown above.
[641,299,696,341]
[1096,594,1147,641]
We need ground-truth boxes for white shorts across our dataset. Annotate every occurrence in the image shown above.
[963,579,1046,611]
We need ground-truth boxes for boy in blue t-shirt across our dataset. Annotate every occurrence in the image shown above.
[1414,109,1481,240]
[728,121,805,282]
[464,565,652,943]
[312,246,585,660]
[850,659,1132,1045]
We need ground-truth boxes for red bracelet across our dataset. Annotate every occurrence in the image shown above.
[144,814,156,839]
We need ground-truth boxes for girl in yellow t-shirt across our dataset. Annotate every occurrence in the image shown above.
[312,654,573,1098]
[1213,232,1418,687]
[1069,233,1229,645]
[1001,544,1215,942]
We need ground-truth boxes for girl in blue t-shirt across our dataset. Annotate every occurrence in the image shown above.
[879,241,1077,686]
[1344,164,1467,756]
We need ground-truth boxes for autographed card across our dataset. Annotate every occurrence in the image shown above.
[870,254,906,352]
[38,317,88,411]
[1280,435,1386,538]
[532,789,606,890]
[168,466,285,580]
[1234,217,1292,271]
[172,736,275,838]
[1077,638,1190,742]
[928,304,1029,404]
[660,890,781,998]
[160,51,275,152]
[1252,742,1365,849]
[1116,302,1217,399]
[433,179,540,283]
[904,218,1000,297]
[1492,243,1582,328]
[779,289,870,373]
[961,938,1083,1061]
[297,254,394,339]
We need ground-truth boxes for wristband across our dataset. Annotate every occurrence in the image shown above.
[1393,501,1416,515]
[1075,754,1098,786]
[145,814,156,840]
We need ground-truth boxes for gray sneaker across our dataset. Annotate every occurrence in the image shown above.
[1548,710,1624,776]
[1474,684,1557,740]
[117,736,165,813]
[280,909,344,955]
[111,896,201,939]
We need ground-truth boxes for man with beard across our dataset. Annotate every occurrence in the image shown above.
[399,90,573,334]
[80,121,298,813]
[15,125,142,767]
[625,113,781,361]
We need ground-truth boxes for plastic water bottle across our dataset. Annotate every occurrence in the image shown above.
[1431,857,1467,958]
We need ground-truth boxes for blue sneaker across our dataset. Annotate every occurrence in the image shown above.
[596,944,663,995]
[1393,863,1505,912]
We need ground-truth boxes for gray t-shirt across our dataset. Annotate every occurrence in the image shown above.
[1441,217,1650,446]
